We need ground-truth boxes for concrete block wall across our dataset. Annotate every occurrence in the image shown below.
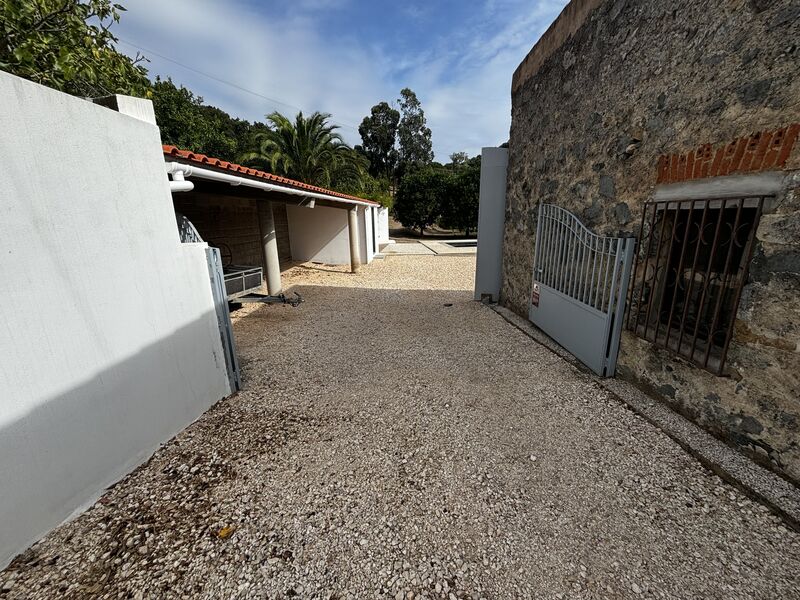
[173,194,262,267]
[0,72,232,568]
[502,0,800,482]
[272,202,293,267]
[174,194,294,270]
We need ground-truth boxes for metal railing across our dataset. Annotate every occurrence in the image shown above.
[626,196,766,375]
[176,213,204,244]
[223,266,264,299]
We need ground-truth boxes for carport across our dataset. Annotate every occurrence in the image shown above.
[163,146,385,296]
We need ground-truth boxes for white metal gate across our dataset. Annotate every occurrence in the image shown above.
[529,204,634,377]
[206,247,241,392]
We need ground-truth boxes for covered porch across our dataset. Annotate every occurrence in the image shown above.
[164,146,388,296]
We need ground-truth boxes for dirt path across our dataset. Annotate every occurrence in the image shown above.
[2,256,798,599]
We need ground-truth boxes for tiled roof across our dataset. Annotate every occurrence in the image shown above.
[163,145,379,206]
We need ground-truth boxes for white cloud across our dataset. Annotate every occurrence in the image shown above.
[412,0,569,157]
[117,0,391,138]
[115,0,566,159]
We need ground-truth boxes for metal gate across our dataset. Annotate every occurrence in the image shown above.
[529,204,634,377]
[206,247,241,392]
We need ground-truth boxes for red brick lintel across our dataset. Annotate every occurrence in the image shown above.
[656,124,800,184]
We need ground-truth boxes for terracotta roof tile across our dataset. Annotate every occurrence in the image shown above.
[163,145,379,206]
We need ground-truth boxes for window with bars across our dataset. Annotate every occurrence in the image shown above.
[626,196,766,375]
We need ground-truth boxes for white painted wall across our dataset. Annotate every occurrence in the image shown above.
[376,207,391,246]
[474,147,509,302]
[286,204,350,264]
[0,73,231,568]
[360,206,374,264]
[285,204,377,266]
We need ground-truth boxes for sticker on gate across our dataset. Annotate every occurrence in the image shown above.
[531,283,540,308]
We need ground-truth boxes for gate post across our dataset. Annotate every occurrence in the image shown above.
[604,238,636,376]
[474,146,509,302]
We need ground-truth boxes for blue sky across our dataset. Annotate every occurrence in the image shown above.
[114,0,568,160]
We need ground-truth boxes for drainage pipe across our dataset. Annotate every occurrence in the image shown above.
[165,162,376,207]
[169,169,194,193]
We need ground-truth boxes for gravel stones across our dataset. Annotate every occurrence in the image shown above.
[1,255,798,598]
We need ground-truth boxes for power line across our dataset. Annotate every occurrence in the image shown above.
[116,37,361,133]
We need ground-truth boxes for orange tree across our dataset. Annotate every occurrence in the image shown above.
[0,0,150,97]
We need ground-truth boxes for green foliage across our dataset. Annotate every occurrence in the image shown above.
[449,151,469,167]
[0,0,150,97]
[360,177,393,209]
[394,154,481,236]
[240,111,366,192]
[0,1,412,204]
[438,155,481,236]
[397,88,433,173]
[357,101,400,179]
[393,166,452,235]
[151,77,264,162]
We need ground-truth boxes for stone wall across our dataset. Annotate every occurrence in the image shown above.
[502,0,800,482]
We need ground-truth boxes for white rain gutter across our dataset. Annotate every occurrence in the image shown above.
[165,162,377,208]
[169,169,194,193]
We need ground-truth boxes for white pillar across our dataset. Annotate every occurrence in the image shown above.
[348,207,361,273]
[257,200,282,294]
[474,147,509,302]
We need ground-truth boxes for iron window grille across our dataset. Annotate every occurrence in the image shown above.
[626,196,766,375]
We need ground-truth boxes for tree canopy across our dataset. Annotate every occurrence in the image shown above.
[438,155,481,236]
[393,153,481,236]
[152,77,266,163]
[0,0,150,97]
[397,88,434,172]
[357,102,400,179]
[393,167,449,236]
[0,3,429,208]
[239,111,365,189]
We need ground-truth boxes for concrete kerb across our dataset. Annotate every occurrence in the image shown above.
[487,303,800,532]
[382,241,477,257]
[418,240,477,256]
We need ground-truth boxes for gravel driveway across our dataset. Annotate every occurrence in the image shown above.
[2,255,799,599]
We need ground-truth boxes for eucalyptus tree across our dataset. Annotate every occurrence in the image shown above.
[397,88,434,172]
[358,101,400,179]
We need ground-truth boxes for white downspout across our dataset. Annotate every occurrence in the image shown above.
[169,169,194,193]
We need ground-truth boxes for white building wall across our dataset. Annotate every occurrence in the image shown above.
[0,73,231,568]
[376,206,391,246]
[360,206,374,264]
[286,204,377,266]
[286,204,350,264]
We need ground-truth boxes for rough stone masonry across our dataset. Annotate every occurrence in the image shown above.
[501,0,800,482]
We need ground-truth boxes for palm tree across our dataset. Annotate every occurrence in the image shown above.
[241,111,366,190]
